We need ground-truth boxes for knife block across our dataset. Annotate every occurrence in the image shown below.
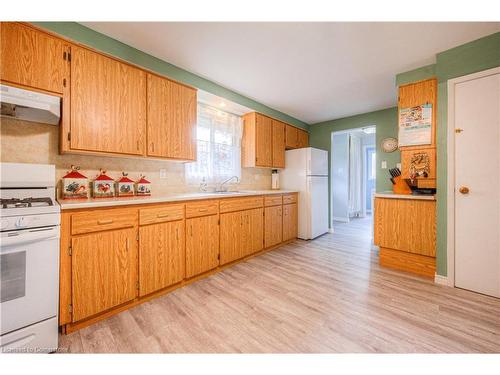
[393,176,412,195]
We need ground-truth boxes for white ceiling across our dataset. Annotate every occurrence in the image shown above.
[81,22,500,124]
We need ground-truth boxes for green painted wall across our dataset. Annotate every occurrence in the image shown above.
[396,31,500,276]
[33,22,309,130]
[309,107,399,223]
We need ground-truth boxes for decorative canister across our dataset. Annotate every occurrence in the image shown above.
[92,170,115,198]
[116,172,135,197]
[62,165,88,199]
[136,175,151,196]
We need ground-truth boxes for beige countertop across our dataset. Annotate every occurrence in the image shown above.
[57,190,298,210]
[374,191,436,201]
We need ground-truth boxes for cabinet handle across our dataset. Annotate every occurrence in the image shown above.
[198,208,208,212]
[97,219,113,225]
[126,238,129,251]
[157,213,170,218]
[190,224,193,237]
[176,228,179,240]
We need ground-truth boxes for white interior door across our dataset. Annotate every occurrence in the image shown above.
[454,72,500,298]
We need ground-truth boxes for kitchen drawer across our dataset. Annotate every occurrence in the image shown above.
[185,200,219,218]
[71,208,136,235]
[264,195,283,207]
[139,204,184,225]
[283,193,297,204]
[219,196,264,213]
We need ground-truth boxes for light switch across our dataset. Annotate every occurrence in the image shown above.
[381,161,387,169]
[159,169,167,179]
[396,163,401,170]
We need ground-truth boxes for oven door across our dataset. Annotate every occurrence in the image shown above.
[1,226,59,336]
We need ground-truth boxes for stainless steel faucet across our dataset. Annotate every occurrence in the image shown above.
[215,175,240,192]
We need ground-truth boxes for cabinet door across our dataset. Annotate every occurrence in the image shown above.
[220,211,243,265]
[283,203,298,241]
[70,46,146,155]
[186,215,219,278]
[285,124,298,149]
[265,205,283,248]
[71,228,137,322]
[139,220,185,296]
[1,22,67,93]
[255,114,273,167]
[147,74,197,160]
[243,208,264,256]
[272,120,285,168]
[297,130,309,148]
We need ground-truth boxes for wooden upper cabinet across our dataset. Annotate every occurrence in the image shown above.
[297,129,309,148]
[71,228,138,322]
[70,46,146,156]
[285,124,298,149]
[147,74,197,160]
[255,113,273,167]
[272,120,285,168]
[0,22,68,94]
[139,220,185,296]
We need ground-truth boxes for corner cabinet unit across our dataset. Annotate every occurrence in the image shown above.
[242,112,309,169]
[58,193,298,333]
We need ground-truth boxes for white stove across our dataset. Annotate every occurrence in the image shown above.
[0,163,60,353]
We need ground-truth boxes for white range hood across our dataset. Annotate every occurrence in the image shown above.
[0,84,61,125]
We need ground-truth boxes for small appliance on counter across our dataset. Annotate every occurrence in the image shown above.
[0,163,60,353]
[271,169,280,190]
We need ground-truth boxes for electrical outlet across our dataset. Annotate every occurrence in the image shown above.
[159,169,167,179]
[396,163,401,170]
[381,161,387,169]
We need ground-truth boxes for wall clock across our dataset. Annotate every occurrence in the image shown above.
[381,137,398,153]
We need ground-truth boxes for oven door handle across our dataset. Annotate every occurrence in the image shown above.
[1,227,59,249]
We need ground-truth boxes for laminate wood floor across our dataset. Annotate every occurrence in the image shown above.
[59,216,500,353]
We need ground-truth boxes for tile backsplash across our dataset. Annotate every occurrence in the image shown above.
[0,118,272,196]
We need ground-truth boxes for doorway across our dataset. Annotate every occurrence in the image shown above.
[447,67,500,298]
[331,126,376,231]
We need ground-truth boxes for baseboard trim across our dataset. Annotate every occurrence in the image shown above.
[328,228,334,233]
[434,274,452,287]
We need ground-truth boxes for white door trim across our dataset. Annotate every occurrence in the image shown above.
[446,66,500,287]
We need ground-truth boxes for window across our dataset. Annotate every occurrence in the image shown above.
[185,103,243,184]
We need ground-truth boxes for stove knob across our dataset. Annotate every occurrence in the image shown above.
[1,219,9,230]
[15,217,27,228]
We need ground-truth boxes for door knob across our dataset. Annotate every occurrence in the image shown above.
[459,186,470,194]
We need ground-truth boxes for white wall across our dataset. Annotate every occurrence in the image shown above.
[331,133,350,222]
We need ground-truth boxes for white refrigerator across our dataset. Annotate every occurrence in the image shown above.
[280,147,329,240]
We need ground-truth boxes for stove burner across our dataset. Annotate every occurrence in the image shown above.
[1,197,54,209]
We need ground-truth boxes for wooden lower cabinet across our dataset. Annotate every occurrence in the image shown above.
[186,214,220,278]
[283,203,298,241]
[60,194,297,332]
[220,208,264,265]
[139,220,185,296]
[265,205,283,248]
[71,228,138,322]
